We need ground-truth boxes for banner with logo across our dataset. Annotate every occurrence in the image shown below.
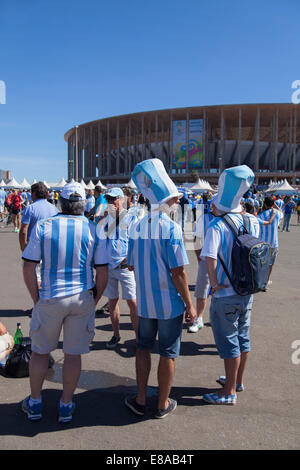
[172,119,203,169]
[172,120,186,169]
[188,119,203,169]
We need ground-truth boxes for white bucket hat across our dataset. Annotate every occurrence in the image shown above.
[132,158,181,205]
[214,165,254,213]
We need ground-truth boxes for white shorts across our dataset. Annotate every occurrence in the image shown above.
[0,204,4,213]
[103,266,136,300]
[194,258,210,299]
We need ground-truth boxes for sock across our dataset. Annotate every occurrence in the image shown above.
[29,396,41,406]
[60,399,73,408]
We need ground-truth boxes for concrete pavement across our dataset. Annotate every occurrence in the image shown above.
[0,215,299,450]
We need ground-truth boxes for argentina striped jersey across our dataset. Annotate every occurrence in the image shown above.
[22,214,108,299]
[127,212,189,319]
[257,209,281,248]
[201,213,260,298]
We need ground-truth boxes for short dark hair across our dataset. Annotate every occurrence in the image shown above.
[31,182,48,199]
[59,196,86,215]
[245,201,255,214]
[264,196,275,208]
[94,186,104,195]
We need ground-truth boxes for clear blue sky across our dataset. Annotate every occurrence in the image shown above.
[0,0,299,182]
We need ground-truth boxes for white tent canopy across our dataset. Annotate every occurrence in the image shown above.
[0,179,6,187]
[271,179,297,195]
[5,177,22,188]
[190,179,214,192]
[54,178,67,188]
[80,179,88,189]
[19,178,31,189]
[94,180,107,189]
[86,180,95,189]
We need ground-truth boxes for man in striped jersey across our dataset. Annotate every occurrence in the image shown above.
[201,165,260,406]
[99,187,138,349]
[256,196,282,289]
[124,159,196,419]
[21,182,108,423]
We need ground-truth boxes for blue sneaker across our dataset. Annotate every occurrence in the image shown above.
[22,396,42,421]
[58,401,75,423]
[217,375,245,392]
[203,392,237,405]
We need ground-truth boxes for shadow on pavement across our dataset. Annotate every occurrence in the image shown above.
[0,384,219,437]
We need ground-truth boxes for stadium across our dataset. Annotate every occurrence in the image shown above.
[64,103,300,187]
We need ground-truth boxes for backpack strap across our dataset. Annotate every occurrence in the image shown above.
[217,253,234,288]
[221,214,250,236]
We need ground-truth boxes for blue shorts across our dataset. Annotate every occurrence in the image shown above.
[137,314,183,358]
[210,294,253,359]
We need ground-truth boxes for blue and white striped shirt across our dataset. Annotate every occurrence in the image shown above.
[201,213,260,298]
[102,211,137,269]
[22,214,108,299]
[257,209,281,248]
[127,212,189,319]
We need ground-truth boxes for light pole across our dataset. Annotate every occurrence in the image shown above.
[218,156,222,174]
[75,125,78,182]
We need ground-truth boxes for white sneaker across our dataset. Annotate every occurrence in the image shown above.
[188,317,204,333]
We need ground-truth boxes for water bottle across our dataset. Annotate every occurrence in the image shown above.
[14,323,23,345]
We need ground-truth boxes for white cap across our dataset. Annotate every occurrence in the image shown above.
[61,182,86,201]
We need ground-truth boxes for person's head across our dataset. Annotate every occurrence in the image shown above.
[122,186,136,208]
[31,182,49,201]
[94,186,104,198]
[263,196,275,209]
[245,201,255,214]
[58,182,86,215]
[104,187,124,213]
[202,192,209,202]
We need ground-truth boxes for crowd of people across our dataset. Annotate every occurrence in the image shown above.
[0,161,299,423]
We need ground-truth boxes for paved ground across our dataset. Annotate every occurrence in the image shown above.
[0,215,299,450]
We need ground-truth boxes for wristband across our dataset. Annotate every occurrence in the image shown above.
[211,284,218,289]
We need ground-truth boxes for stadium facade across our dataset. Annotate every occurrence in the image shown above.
[64,104,300,185]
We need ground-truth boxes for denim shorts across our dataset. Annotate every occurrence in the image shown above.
[137,314,183,358]
[210,294,253,359]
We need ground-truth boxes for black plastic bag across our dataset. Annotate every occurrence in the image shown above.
[5,339,54,378]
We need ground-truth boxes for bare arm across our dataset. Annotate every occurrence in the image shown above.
[171,266,196,324]
[23,261,40,304]
[19,223,29,251]
[205,256,229,295]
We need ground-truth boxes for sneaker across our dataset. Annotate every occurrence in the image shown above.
[125,395,145,416]
[155,398,177,419]
[203,392,237,405]
[106,335,121,349]
[217,375,244,392]
[58,401,75,424]
[188,317,204,333]
[22,396,42,421]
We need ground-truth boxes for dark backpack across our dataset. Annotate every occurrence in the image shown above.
[218,214,271,296]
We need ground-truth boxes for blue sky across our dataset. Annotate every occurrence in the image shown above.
[0,0,299,182]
